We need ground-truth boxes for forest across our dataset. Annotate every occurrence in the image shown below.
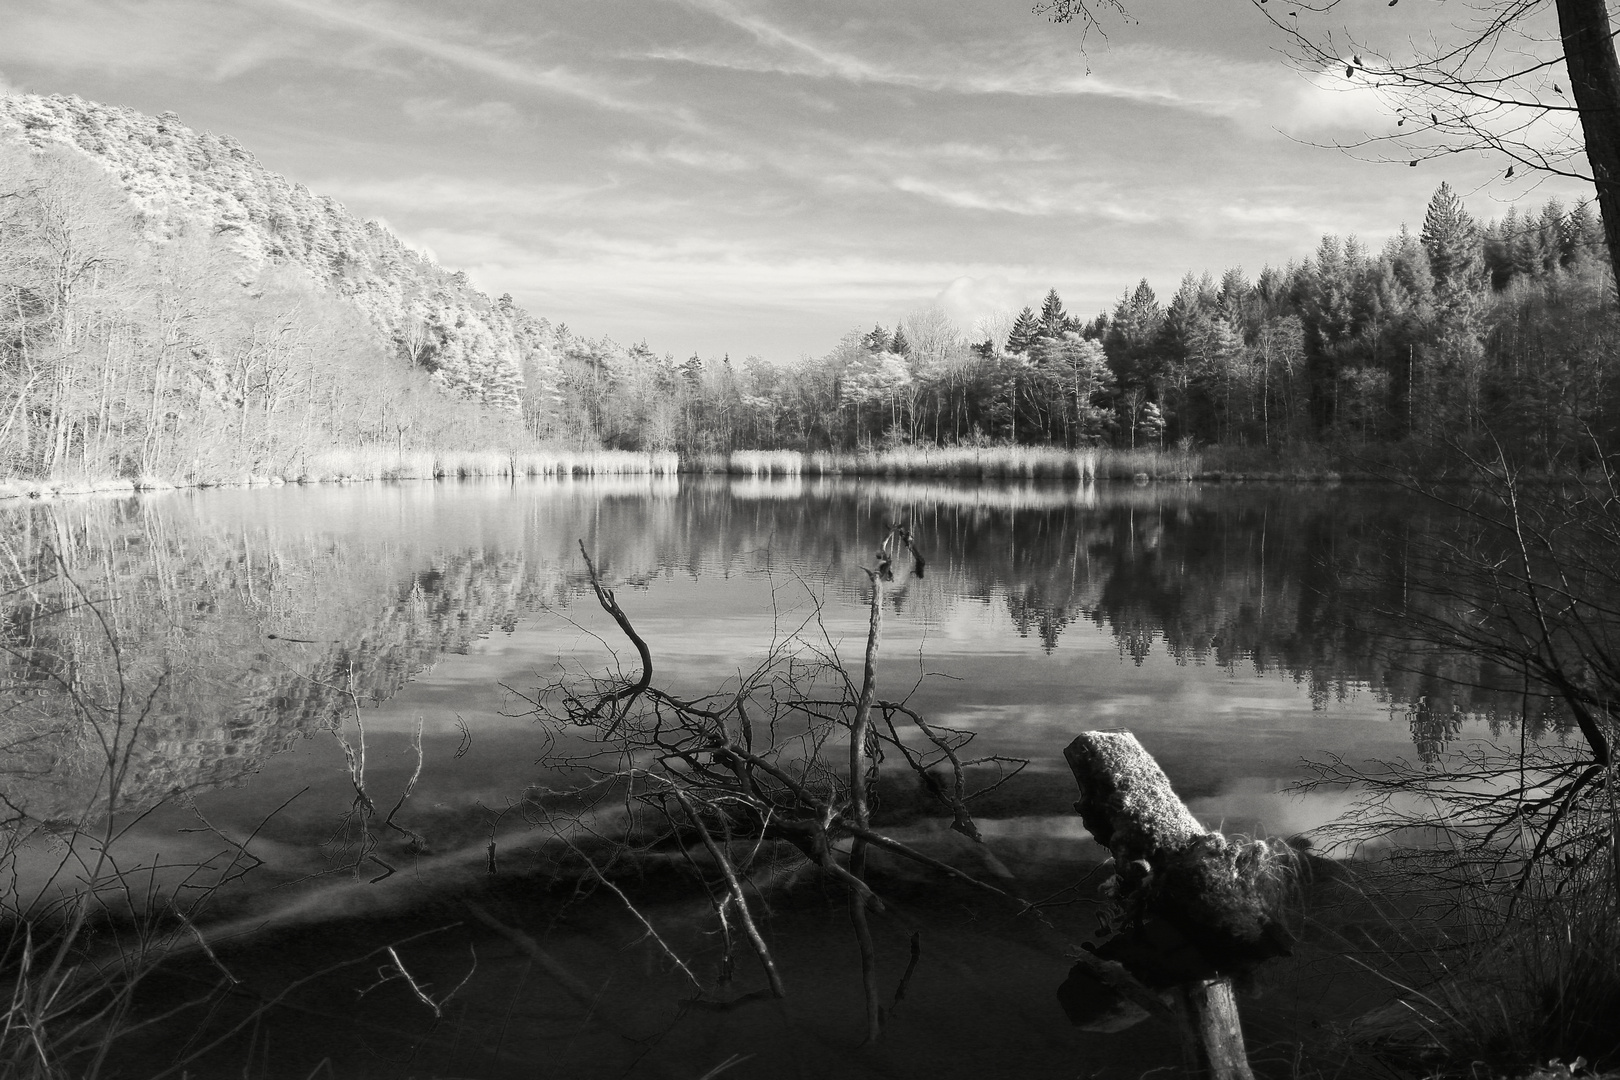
[3,93,1618,484]
[583,182,1618,467]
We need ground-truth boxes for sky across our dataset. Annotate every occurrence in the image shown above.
[0,0,1594,361]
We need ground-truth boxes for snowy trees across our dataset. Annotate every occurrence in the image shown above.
[1,94,528,419]
[0,138,524,482]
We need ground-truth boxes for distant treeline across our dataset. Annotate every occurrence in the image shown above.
[561,183,1618,468]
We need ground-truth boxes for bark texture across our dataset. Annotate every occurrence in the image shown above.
[1557,0,1620,287]
[1064,732,1294,958]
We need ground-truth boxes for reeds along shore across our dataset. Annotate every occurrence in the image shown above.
[2,444,1264,500]
[0,449,683,498]
[696,446,1201,481]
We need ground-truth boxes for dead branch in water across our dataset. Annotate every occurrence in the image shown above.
[507,524,1025,1039]
[574,540,652,725]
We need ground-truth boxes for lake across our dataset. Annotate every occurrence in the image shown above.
[0,476,1503,1078]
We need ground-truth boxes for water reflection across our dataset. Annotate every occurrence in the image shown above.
[0,475,1524,832]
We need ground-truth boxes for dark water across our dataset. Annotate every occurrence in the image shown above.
[0,476,1508,1078]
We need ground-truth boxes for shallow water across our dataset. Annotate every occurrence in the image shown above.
[0,476,1500,1077]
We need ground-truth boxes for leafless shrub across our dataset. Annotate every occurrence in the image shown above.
[1295,445,1620,1071]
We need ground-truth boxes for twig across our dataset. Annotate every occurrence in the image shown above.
[669,786,786,999]
[891,931,922,1014]
[577,541,653,722]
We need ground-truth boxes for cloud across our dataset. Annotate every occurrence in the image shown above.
[311,174,624,219]
[889,175,1159,222]
[0,0,315,81]
[1220,204,1309,225]
[614,141,756,172]
[402,97,524,131]
[663,0,887,83]
[934,275,1029,335]
[1283,64,1403,133]
[264,0,698,127]
[856,139,1069,165]
[392,221,1034,325]
[0,0,700,129]
[644,4,1265,120]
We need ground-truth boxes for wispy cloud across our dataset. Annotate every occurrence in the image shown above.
[311,175,625,218]
[646,1,1264,119]
[889,175,1160,222]
[663,0,888,83]
[0,0,706,129]
[402,97,524,131]
[264,0,688,123]
[855,139,1070,165]
[614,141,756,172]
[0,0,314,80]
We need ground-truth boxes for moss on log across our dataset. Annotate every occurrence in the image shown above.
[1064,731,1295,962]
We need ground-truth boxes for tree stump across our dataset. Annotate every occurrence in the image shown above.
[1059,731,1297,1080]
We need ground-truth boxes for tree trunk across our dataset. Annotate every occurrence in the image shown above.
[1557,0,1620,288]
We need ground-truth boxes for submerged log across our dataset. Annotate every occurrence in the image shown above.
[1061,731,1299,1080]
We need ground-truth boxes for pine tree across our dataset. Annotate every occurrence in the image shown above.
[1535,200,1566,275]
[1301,236,1358,345]
[1216,267,1250,328]
[1420,182,1484,312]
[1563,202,1605,267]
[1103,280,1165,391]
[889,325,911,357]
[1038,289,1068,340]
[1508,210,1542,281]
[862,324,891,353]
[1006,307,1041,355]
[1384,226,1435,313]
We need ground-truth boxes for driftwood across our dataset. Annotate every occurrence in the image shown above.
[1060,731,1299,1080]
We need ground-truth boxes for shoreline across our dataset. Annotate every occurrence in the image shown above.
[2,442,1577,501]
[0,468,1378,502]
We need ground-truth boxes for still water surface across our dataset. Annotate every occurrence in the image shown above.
[0,476,1483,1077]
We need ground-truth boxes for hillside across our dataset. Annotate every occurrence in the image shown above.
[0,93,554,410]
